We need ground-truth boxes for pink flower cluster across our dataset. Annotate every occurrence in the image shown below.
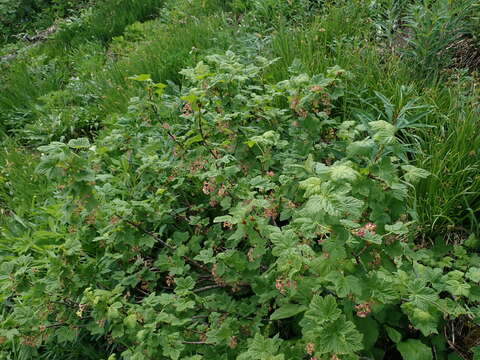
[355,222,377,238]
[355,302,372,318]
[305,342,315,355]
[275,278,298,294]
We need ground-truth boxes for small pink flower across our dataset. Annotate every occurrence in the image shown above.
[355,229,366,238]
[202,181,216,195]
[355,223,377,238]
[275,279,285,294]
[305,343,315,355]
[364,222,377,233]
[355,302,372,318]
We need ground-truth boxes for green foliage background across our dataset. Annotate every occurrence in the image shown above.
[1,0,480,359]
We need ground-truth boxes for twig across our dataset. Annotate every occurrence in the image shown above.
[193,284,224,293]
[125,219,209,273]
[125,220,174,250]
[196,109,219,160]
[444,325,468,360]
[148,97,185,151]
[166,131,185,150]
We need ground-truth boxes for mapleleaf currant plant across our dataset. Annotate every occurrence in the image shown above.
[0,51,479,360]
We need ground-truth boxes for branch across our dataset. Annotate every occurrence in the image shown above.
[125,220,174,250]
[196,109,219,160]
[193,284,224,293]
[125,220,209,273]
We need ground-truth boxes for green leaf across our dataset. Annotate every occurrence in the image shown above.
[124,314,137,329]
[304,192,363,218]
[107,302,123,320]
[385,221,409,235]
[397,339,432,360]
[237,333,284,360]
[445,280,470,297]
[466,268,480,283]
[185,134,203,147]
[401,302,439,336]
[128,74,151,81]
[270,304,307,321]
[310,295,341,322]
[464,234,480,249]
[314,316,364,355]
[193,248,215,264]
[175,276,196,294]
[386,326,402,343]
[304,154,315,173]
[249,130,280,146]
[355,317,379,350]
[56,326,76,343]
[299,177,323,197]
[329,163,359,182]
[473,346,480,360]
[213,215,234,223]
[401,165,431,183]
[370,120,396,144]
[326,273,362,297]
[347,139,375,157]
[67,137,90,149]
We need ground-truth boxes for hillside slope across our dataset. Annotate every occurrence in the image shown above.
[1,0,480,359]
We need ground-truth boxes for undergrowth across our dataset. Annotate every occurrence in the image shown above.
[1,0,480,359]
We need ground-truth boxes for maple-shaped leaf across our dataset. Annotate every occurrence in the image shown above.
[466,268,480,283]
[445,279,470,297]
[401,302,440,336]
[302,182,363,218]
[317,316,363,354]
[304,295,341,324]
[406,279,439,308]
[401,165,431,183]
[370,120,396,144]
[236,333,285,360]
[347,138,375,157]
[328,162,359,182]
[299,177,323,197]
[301,295,363,356]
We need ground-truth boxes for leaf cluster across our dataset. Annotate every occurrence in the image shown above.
[0,51,479,360]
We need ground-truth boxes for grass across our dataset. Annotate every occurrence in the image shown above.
[0,139,51,229]
[49,0,164,50]
[413,76,480,236]
[0,0,92,46]
[0,55,70,134]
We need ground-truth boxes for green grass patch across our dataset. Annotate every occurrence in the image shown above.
[1,0,480,359]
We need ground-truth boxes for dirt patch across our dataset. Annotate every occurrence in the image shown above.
[448,35,480,72]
